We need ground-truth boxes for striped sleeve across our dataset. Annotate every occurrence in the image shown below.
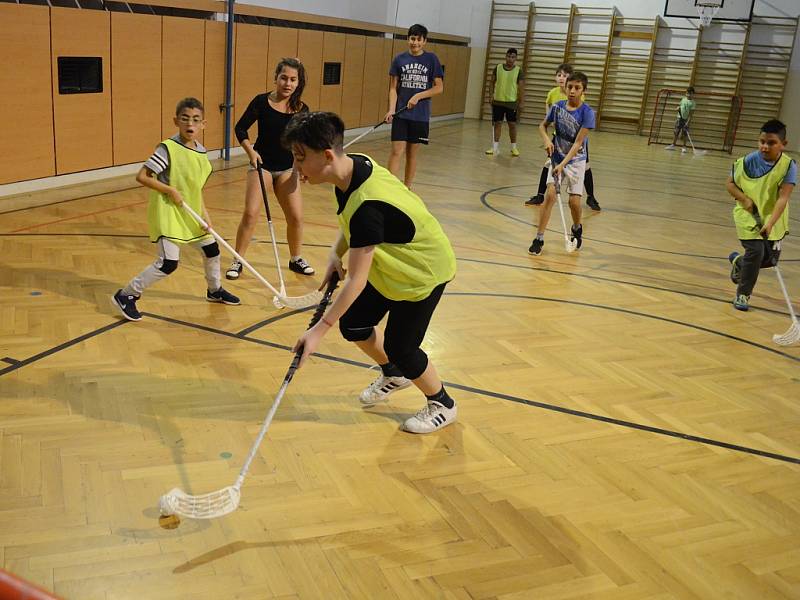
[144,143,169,175]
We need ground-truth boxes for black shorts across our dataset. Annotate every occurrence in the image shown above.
[339,281,446,377]
[391,118,430,145]
[674,118,689,135]
[492,104,518,123]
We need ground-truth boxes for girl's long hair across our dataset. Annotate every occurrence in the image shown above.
[274,58,306,113]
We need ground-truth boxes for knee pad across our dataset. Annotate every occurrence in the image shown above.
[339,323,374,342]
[384,341,428,381]
[158,258,179,274]
[202,242,220,258]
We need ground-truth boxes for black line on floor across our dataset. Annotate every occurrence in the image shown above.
[147,311,800,466]
[457,256,792,318]
[0,320,129,376]
[1,357,20,365]
[480,185,797,261]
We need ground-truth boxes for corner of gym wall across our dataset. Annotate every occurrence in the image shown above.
[51,7,113,176]
[0,4,55,184]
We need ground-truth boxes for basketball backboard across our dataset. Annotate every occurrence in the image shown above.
[664,0,754,23]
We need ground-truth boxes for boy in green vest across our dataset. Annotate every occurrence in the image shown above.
[284,111,458,434]
[485,48,524,157]
[112,97,240,321]
[726,119,795,311]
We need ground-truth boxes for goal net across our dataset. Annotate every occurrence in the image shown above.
[648,88,743,153]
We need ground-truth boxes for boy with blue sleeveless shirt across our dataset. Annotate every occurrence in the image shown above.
[726,119,795,311]
[386,24,444,189]
[529,72,595,256]
[112,98,239,321]
[284,112,458,434]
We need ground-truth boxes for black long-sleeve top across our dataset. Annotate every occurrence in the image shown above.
[234,93,308,171]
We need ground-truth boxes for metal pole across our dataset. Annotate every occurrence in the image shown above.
[222,0,235,162]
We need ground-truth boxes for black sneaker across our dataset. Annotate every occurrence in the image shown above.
[207,288,241,305]
[112,289,142,321]
[225,260,243,280]
[525,194,545,206]
[528,238,544,255]
[288,257,314,275]
[586,196,601,211]
[570,224,583,249]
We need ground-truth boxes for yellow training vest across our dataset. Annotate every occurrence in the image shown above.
[147,138,213,243]
[732,152,792,240]
[337,155,456,301]
[494,64,520,103]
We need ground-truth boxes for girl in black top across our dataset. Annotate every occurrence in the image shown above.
[226,58,314,279]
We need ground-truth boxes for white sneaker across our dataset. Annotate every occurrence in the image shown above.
[402,401,457,434]
[681,147,688,154]
[225,260,243,280]
[664,144,676,151]
[359,374,412,406]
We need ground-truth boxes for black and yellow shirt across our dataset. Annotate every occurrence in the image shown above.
[336,154,456,301]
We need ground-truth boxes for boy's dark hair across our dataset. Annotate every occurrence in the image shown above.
[506,48,518,56]
[176,97,204,116]
[408,24,428,39]
[567,71,589,89]
[761,119,787,140]
[274,57,306,113]
[687,86,695,94]
[282,111,344,152]
[555,63,574,75]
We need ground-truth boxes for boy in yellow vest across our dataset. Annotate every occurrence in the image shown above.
[527,63,600,211]
[284,111,458,434]
[112,97,240,321]
[485,48,524,157]
[726,119,795,311]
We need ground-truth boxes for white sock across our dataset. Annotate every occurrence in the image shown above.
[291,255,300,262]
[492,142,499,153]
[511,143,518,150]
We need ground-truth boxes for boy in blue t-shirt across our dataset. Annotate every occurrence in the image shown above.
[529,72,595,256]
[386,23,444,189]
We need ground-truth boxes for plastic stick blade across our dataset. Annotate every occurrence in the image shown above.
[273,290,324,310]
[773,322,800,346]
[159,486,241,519]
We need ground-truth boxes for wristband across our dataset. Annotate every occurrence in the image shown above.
[321,317,335,328]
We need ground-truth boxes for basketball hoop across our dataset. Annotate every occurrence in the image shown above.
[696,1,722,27]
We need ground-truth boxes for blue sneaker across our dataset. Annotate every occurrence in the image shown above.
[733,294,750,311]
[206,288,240,305]
[728,252,742,284]
[112,289,142,321]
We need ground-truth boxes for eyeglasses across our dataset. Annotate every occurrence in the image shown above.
[178,116,203,124]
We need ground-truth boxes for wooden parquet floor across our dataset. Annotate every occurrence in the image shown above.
[0,120,798,599]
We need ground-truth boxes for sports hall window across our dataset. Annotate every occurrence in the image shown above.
[57,57,103,94]
[323,62,342,85]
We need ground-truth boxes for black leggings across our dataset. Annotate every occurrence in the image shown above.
[339,281,447,380]
[738,238,782,296]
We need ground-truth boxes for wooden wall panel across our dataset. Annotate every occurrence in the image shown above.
[232,23,268,141]
[162,17,205,142]
[51,8,112,175]
[267,26,298,83]
[111,13,161,166]
[0,5,54,184]
[360,36,386,127]
[298,29,323,110]
[437,44,455,115]
[319,32,345,114]
[203,20,229,151]
[455,46,470,113]
[425,43,441,116]
[383,38,396,114]
[340,35,366,128]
